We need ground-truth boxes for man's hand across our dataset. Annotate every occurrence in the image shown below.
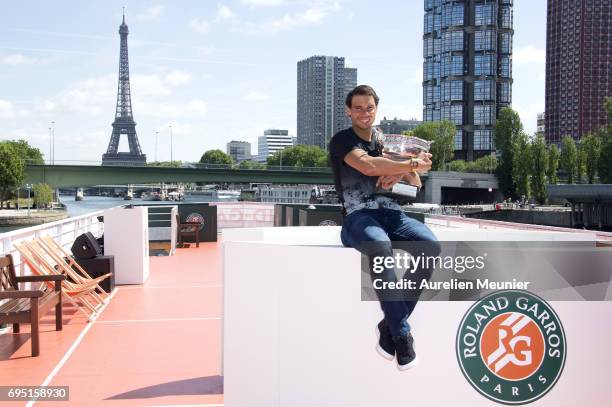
[376,174,403,190]
[412,152,433,173]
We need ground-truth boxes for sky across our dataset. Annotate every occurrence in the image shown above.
[0,0,547,163]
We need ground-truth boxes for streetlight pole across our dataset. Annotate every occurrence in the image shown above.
[48,126,52,165]
[280,149,282,169]
[26,184,32,217]
[169,125,173,162]
[155,131,159,162]
[51,121,55,165]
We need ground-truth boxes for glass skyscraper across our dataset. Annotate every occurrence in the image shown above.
[423,0,513,161]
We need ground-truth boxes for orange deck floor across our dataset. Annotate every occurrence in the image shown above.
[0,242,224,407]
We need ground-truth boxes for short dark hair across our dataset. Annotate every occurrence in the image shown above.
[345,85,379,108]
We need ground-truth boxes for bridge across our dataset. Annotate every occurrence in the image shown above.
[24,164,334,188]
[24,164,501,204]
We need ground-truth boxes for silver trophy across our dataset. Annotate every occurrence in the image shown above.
[375,130,432,200]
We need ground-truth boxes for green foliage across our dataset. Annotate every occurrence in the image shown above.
[0,144,25,207]
[582,134,601,184]
[447,159,467,172]
[576,142,586,182]
[266,145,328,167]
[494,107,523,199]
[199,150,233,165]
[466,154,497,173]
[147,160,182,168]
[531,134,548,204]
[33,183,53,208]
[598,129,612,184]
[547,144,560,184]
[512,132,532,200]
[237,160,266,169]
[0,140,44,165]
[410,120,455,171]
[560,136,578,184]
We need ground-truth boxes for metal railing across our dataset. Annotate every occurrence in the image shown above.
[0,211,104,274]
[26,159,332,173]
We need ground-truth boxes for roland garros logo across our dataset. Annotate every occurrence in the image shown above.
[185,213,205,231]
[456,290,566,405]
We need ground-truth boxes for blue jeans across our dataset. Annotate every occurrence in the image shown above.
[341,208,441,337]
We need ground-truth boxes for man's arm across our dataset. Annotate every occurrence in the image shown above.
[344,149,431,177]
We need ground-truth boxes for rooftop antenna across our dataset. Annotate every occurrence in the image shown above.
[122,6,125,23]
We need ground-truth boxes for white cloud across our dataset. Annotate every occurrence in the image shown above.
[0,99,15,117]
[216,4,238,22]
[514,46,545,65]
[135,5,164,22]
[243,92,270,101]
[513,101,545,135]
[190,18,211,33]
[164,71,192,86]
[137,99,208,118]
[216,0,342,35]
[0,54,35,65]
[241,0,285,6]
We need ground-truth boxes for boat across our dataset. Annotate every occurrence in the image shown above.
[141,191,162,201]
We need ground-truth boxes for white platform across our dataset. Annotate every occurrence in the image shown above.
[222,226,609,407]
[103,206,150,285]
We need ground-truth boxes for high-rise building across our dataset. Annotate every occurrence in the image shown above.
[226,141,251,163]
[257,129,294,163]
[537,112,545,135]
[297,56,358,150]
[423,0,513,161]
[545,0,611,145]
[378,117,423,135]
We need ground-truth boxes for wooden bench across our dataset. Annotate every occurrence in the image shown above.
[0,254,65,357]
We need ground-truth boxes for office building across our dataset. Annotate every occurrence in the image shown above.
[423,0,514,160]
[297,56,358,150]
[537,112,545,135]
[257,129,294,163]
[226,141,251,163]
[545,0,611,145]
[378,117,423,135]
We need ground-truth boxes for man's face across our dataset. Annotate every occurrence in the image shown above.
[346,95,377,130]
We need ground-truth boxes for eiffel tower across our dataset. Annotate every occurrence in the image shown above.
[102,12,146,166]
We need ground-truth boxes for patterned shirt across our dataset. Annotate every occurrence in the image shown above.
[329,127,402,216]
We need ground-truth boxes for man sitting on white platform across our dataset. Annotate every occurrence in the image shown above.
[329,85,441,370]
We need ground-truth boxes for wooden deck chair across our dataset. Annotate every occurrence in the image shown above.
[21,241,106,311]
[36,237,111,301]
[13,242,99,320]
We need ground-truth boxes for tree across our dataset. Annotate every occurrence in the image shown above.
[512,132,532,200]
[199,150,233,166]
[33,183,53,208]
[582,134,601,184]
[447,159,467,172]
[560,136,578,184]
[494,107,523,199]
[547,144,560,184]
[147,160,182,168]
[576,141,586,182]
[531,134,548,204]
[410,120,455,171]
[465,155,498,173]
[266,145,328,167]
[597,98,612,183]
[0,140,44,165]
[0,144,25,208]
[237,160,266,169]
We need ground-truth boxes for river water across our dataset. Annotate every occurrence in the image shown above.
[0,196,165,234]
